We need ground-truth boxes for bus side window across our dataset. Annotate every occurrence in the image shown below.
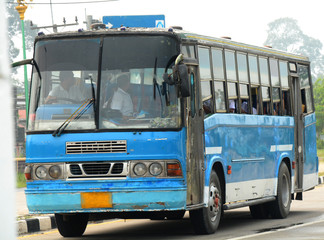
[251,87,259,114]
[227,82,238,113]
[282,90,292,116]
[262,86,271,115]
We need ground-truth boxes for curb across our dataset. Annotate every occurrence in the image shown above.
[17,215,56,235]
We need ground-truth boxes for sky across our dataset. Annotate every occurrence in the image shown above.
[21,0,324,49]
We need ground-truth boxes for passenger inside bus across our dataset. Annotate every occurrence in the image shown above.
[45,71,89,104]
[107,73,134,117]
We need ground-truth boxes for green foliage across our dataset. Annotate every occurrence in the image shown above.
[265,18,324,79]
[5,3,38,76]
[16,172,26,188]
[314,78,324,140]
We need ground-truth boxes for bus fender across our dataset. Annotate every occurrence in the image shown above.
[203,156,225,207]
[275,152,293,192]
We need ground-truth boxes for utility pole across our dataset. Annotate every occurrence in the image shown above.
[15,0,30,126]
[31,17,79,33]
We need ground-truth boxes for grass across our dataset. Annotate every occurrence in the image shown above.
[16,172,26,188]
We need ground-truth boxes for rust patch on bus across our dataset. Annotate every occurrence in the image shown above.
[132,205,148,209]
[156,202,165,206]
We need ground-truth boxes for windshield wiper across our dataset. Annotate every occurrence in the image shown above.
[52,98,94,137]
[152,58,164,116]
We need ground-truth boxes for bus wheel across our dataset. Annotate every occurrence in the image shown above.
[55,213,89,237]
[249,203,270,219]
[269,163,291,219]
[189,171,222,234]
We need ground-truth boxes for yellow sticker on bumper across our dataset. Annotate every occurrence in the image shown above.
[81,192,112,209]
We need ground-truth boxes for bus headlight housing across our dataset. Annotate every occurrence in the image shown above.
[25,163,65,180]
[149,163,163,176]
[35,166,48,179]
[133,163,147,176]
[131,160,182,178]
[49,165,62,179]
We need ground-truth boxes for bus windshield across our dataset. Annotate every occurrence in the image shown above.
[28,35,181,131]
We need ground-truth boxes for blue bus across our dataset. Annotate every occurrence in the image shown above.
[23,27,318,236]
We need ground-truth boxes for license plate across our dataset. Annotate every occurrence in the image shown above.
[81,192,112,209]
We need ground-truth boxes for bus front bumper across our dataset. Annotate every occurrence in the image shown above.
[26,189,187,214]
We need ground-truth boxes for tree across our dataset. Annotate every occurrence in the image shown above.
[264,18,324,79]
[314,78,324,148]
[5,2,38,76]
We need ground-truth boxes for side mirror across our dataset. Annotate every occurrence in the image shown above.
[176,64,190,98]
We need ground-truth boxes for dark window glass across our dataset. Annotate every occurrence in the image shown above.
[282,90,292,116]
[198,47,211,79]
[211,49,224,80]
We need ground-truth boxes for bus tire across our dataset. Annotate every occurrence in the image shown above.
[189,171,222,234]
[55,213,89,237]
[249,203,270,219]
[269,163,291,219]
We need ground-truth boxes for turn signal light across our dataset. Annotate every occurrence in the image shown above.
[167,163,182,177]
[24,166,31,180]
[227,165,232,175]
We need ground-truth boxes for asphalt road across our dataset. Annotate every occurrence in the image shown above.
[18,184,324,240]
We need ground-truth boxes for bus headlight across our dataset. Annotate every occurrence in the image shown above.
[149,163,163,176]
[133,163,147,176]
[35,166,48,179]
[49,165,62,179]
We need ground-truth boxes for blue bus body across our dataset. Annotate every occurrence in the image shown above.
[24,28,318,236]
[26,129,187,213]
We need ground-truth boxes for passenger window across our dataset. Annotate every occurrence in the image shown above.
[259,57,270,85]
[198,47,211,79]
[279,61,289,88]
[240,84,249,114]
[249,55,259,84]
[237,53,249,83]
[225,50,237,81]
[211,49,225,80]
[201,80,211,99]
[272,87,281,115]
[182,45,196,59]
[298,65,313,113]
[262,86,270,115]
[270,59,280,87]
[282,90,292,116]
[251,87,259,114]
[214,81,226,112]
[227,82,238,113]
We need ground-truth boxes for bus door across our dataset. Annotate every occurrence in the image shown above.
[186,66,205,207]
[291,73,304,193]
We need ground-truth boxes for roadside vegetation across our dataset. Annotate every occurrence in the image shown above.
[17,172,26,188]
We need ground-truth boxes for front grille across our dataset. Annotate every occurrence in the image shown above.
[66,140,127,154]
[67,162,127,179]
[83,163,111,175]
[70,164,82,175]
